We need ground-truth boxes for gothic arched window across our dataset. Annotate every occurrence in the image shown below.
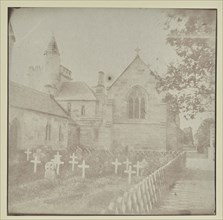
[128,86,147,119]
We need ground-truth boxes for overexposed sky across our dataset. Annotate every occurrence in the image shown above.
[10,8,177,86]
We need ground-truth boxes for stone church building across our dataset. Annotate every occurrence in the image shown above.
[9,25,182,154]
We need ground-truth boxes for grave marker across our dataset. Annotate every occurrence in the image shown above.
[45,161,56,181]
[53,157,64,175]
[124,165,136,184]
[78,160,89,178]
[54,151,62,161]
[123,158,132,171]
[69,153,78,171]
[112,158,122,174]
[30,156,41,173]
[33,149,45,160]
[133,161,142,177]
[24,148,32,161]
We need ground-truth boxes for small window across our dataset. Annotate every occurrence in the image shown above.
[81,105,85,116]
[59,125,63,142]
[45,122,51,141]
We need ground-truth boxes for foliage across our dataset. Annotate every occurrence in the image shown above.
[156,10,216,119]
[194,118,214,153]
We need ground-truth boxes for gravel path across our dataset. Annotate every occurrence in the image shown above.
[151,153,215,215]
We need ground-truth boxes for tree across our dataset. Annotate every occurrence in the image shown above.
[155,10,216,119]
[194,118,214,153]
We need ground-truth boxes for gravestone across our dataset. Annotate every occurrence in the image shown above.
[45,161,56,181]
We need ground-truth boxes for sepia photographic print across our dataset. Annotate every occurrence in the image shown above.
[3,3,221,217]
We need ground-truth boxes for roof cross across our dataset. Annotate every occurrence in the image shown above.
[135,47,141,55]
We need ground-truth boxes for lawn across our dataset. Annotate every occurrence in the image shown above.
[8,149,179,214]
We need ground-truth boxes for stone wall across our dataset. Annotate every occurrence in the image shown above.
[58,100,97,119]
[9,107,69,150]
[107,56,169,151]
[112,122,167,151]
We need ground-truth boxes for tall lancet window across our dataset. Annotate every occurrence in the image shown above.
[128,86,147,119]
[141,98,146,119]
[45,122,51,141]
[135,98,140,119]
[129,98,134,118]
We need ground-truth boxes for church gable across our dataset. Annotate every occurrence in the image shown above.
[108,55,156,95]
[107,55,166,123]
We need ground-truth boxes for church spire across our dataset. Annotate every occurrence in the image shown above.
[44,35,60,56]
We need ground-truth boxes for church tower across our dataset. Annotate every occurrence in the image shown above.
[43,35,61,95]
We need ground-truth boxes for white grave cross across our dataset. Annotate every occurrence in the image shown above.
[78,160,89,178]
[53,152,64,175]
[69,153,79,171]
[24,148,32,161]
[112,158,122,174]
[133,161,143,177]
[54,152,62,161]
[30,156,41,173]
[54,158,64,175]
[124,165,136,184]
[123,158,132,171]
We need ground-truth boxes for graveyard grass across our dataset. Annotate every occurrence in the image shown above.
[8,148,178,214]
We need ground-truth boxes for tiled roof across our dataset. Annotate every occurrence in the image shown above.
[56,81,96,101]
[9,81,69,118]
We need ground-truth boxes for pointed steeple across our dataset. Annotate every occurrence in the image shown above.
[44,35,60,55]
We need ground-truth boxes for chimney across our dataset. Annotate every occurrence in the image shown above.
[98,71,105,87]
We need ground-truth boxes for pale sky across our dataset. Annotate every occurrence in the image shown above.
[9,8,215,133]
[10,8,177,86]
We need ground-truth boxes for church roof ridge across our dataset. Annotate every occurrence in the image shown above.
[57,81,97,101]
[9,81,69,118]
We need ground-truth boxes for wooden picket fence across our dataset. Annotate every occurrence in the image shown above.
[103,151,186,214]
